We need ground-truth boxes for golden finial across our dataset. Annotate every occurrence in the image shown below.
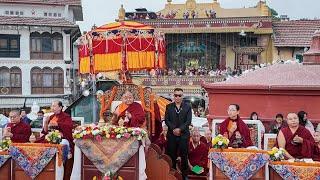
[118,4,126,21]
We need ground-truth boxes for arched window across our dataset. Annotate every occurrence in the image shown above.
[31,67,64,94]
[10,67,22,94]
[0,66,21,94]
[53,67,64,94]
[30,32,63,59]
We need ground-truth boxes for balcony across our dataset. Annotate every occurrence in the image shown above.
[141,75,225,86]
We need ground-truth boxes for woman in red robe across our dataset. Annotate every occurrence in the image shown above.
[277,113,315,159]
[219,104,252,148]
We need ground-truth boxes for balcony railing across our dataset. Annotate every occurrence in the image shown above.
[141,75,226,86]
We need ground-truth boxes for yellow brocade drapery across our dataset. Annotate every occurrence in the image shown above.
[79,51,155,74]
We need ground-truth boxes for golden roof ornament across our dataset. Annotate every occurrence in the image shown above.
[118,4,125,21]
[186,0,196,11]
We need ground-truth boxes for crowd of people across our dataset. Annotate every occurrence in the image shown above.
[2,87,320,180]
[148,66,242,77]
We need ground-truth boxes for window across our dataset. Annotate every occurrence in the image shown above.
[249,55,257,62]
[31,67,64,94]
[58,13,61,17]
[48,12,52,17]
[53,13,57,17]
[10,11,13,15]
[15,11,19,15]
[30,32,63,59]
[44,12,47,16]
[0,34,20,58]
[19,11,23,16]
[5,11,9,15]
[0,67,22,94]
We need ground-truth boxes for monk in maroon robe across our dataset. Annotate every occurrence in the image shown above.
[277,113,315,159]
[188,129,209,175]
[312,131,320,161]
[40,100,74,152]
[200,129,212,149]
[112,91,145,127]
[3,109,31,143]
[220,104,252,148]
[154,125,168,153]
[151,101,163,142]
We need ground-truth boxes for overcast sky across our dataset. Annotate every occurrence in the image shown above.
[77,0,320,32]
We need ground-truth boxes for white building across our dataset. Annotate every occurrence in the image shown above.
[0,0,83,111]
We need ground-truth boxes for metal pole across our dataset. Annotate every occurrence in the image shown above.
[92,73,97,123]
[89,43,97,123]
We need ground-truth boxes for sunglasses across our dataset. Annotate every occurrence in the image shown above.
[174,94,183,97]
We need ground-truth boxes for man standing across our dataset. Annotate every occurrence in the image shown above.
[165,88,192,179]
[41,100,74,151]
[3,109,31,143]
[21,109,31,125]
[219,104,252,148]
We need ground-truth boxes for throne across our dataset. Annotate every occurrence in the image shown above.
[97,84,157,136]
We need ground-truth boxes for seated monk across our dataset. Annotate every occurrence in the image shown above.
[200,128,212,149]
[312,131,320,161]
[3,109,31,143]
[38,100,74,152]
[188,129,209,175]
[277,113,315,159]
[220,104,253,148]
[112,91,145,127]
[154,125,168,154]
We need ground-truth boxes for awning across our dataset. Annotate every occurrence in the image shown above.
[0,98,25,108]
[25,98,69,107]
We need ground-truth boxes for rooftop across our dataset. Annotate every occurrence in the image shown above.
[0,16,78,27]
[211,63,320,88]
[0,0,81,6]
[273,20,320,47]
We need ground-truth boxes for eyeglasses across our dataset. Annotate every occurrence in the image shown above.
[9,115,18,119]
[174,94,183,97]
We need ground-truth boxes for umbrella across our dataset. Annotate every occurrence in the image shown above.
[77,21,166,78]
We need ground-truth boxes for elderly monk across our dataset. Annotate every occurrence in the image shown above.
[155,125,168,153]
[3,109,31,143]
[188,129,209,175]
[277,113,315,159]
[312,131,320,161]
[112,91,145,127]
[40,100,74,150]
[200,128,212,149]
[220,104,253,148]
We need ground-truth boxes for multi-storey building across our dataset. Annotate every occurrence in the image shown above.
[0,0,83,112]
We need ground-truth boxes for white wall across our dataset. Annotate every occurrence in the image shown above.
[0,28,69,95]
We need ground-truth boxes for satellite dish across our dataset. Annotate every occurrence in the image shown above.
[239,30,246,36]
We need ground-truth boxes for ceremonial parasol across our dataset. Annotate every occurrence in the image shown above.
[77,21,166,81]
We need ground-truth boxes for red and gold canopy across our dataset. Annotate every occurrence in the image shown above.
[78,21,166,74]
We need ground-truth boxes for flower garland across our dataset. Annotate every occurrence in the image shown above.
[73,124,147,142]
[212,134,229,149]
[45,130,62,144]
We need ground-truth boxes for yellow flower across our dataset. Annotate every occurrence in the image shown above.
[106,134,110,138]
